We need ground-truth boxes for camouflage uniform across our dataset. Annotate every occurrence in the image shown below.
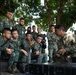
[47,32,59,62]
[13,24,26,38]
[0,18,14,32]
[32,32,37,41]
[36,33,46,53]
[36,33,48,62]
[0,36,10,61]
[9,37,22,64]
[31,41,47,63]
[54,33,76,63]
[21,38,31,63]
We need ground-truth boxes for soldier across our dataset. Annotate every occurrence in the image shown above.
[0,28,12,61]
[47,25,59,63]
[13,18,26,39]
[21,32,33,63]
[8,29,28,73]
[36,35,47,63]
[22,32,43,63]
[54,25,76,63]
[27,26,31,33]
[30,35,41,63]
[37,27,46,51]
[37,27,47,61]
[31,25,37,40]
[0,11,14,33]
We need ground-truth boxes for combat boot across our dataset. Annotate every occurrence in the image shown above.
[21,63,26,73]
[12,63,20,73]
[7,64,13,73]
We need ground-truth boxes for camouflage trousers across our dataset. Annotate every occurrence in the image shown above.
[9,51,20,64]
[37,53,48,63]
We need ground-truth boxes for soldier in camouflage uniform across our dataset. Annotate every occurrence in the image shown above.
[47,25,59,63]
[36,35,48,63]
[30,36,47,63]
[0,28,12,60]
[37,27,47,62]
[0,11,14,33]
[8,29,28,73]
[30,35,42,63]
[13,18,26,39]
[21,32,45,63]
[54,25,76,63]
[21,32,33,63]
[31,25,37,41]
[27,26,31,33]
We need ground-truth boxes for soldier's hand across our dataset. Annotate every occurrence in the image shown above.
[6,48,12,54]
[59,48,66,55]
[35,51,40,55]
[62,49,66,55]
[21,49,28,56]
[55,54,61,57]
[59,49,63,54]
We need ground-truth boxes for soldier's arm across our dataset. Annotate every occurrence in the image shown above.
[20,49,28,56]
[0,46,6,51]
[65,43,76,53]
[32,42,40,55]
[0,41,10,51]
[21,39,31,51]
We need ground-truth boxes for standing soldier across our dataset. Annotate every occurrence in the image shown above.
[31,25,37,40]
[54,25,76,63]
[0,28,12,61]
[27,26,31,33]
[47,25,59,63]
[0,11,14,33]
[13,18,26,39]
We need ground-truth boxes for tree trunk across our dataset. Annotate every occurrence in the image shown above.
[44,0,53,26]
[56,0,68,25]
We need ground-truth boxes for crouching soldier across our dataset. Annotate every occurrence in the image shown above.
[53,25,76,63]
[0,28,12,61]
[31,35,47,63]
[8,29,28,73]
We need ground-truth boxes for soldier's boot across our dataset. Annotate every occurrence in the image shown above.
[7,64,13,73]
[20,63,26,73]
[12,63,20,73]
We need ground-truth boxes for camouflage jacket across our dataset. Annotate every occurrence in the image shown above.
[58,33,76,55]
[47,32,59,50]
[13,24,26,38]
[21,38,31,52]
[0,36,10,51]
[9,37,22,52]
[0,18,14,32]
[31,41,42,54]
[31,32,37,41]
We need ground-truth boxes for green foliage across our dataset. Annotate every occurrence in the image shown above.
[0,0,19,16]
[0,0,76,31]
